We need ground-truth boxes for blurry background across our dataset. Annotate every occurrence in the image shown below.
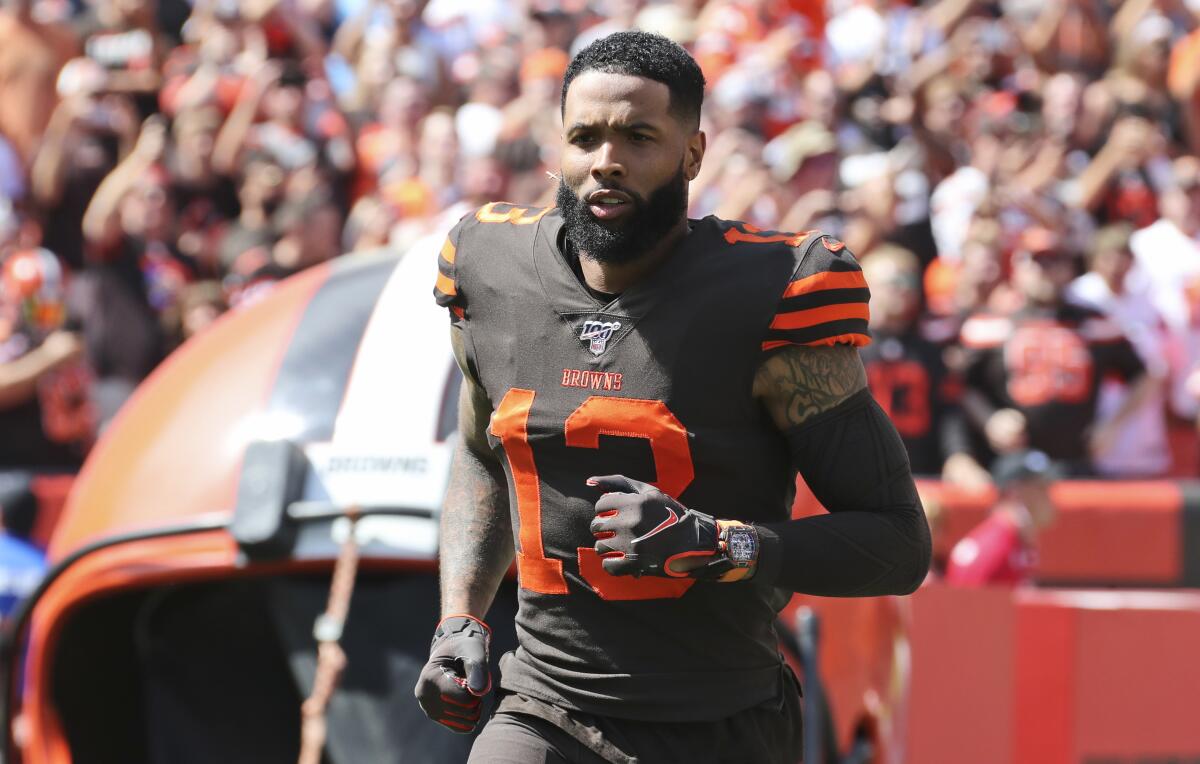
[3,0,1200,761]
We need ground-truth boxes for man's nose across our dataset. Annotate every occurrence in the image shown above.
[591,141,626,182]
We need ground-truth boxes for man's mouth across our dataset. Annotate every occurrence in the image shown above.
[586,189,633,221]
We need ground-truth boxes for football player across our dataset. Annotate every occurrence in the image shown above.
[415,32,931,763]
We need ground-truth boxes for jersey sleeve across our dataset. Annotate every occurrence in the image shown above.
[432,213,472,319]
[762,234,871,352]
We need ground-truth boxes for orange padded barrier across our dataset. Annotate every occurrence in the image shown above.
[795,478,1198,586]
[908,584,1200,764]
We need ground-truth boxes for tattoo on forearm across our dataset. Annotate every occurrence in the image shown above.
[439,441,514,614]
[757,345,867,428]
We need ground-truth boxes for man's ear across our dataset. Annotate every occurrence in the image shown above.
[685,130,706,181]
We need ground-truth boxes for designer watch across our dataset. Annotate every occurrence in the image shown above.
[717,521,759,569]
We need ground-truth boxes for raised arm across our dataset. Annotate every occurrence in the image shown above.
[752,344,931,596]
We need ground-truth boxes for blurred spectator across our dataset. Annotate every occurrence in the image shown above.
[1067,223,1171,477]
[1130,156,1200,427]
[73,0,166,117]
[218,150,286,273]
[270,188,342,274]
[213,59,354,182]
[1069,110,1170,229]
[0,0,79,168]
[959,228,1150,474]
[859,244,987,486]
[173,279,227,346]
[31,78,141,269]
[0,246,95,468]
[944,449,1059,587]
[332,0,445,114]
[168,107,239,274]
[0,473,47,620]
[73,115,172,422]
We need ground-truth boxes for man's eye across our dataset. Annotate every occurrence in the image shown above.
[571,134,596,146]
[630,133,651,142]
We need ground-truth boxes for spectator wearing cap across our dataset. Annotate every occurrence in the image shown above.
[943,450,1060,587]
[959,227,1150,475]
[1066,223,1171,477]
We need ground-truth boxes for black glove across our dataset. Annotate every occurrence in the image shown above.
[413,615,492,733]
[588,474,735,580]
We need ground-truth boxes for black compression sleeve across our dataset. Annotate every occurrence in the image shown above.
[756,388,932,596]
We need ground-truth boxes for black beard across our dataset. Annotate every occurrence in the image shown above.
[555,163,688,266]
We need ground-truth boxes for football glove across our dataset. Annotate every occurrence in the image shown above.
[587,475,757,581]
[413,614,492,733]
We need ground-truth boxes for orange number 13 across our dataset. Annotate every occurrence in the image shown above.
[490,389,697,600]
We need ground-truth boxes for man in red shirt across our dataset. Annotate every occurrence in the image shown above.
[944,450,1060,586]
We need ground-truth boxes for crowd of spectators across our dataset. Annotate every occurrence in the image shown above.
[2,0,1200,487]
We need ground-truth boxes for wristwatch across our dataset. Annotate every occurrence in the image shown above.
[717,521,759,571]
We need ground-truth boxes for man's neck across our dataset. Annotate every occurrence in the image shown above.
[576,218,689,295]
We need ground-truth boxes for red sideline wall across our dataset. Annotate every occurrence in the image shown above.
[794,479,1200,587]
[907,584,1200,764]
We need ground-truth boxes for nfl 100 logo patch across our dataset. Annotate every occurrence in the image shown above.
[579,319,622,355]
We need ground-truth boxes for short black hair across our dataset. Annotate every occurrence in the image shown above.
[561,31,706,129]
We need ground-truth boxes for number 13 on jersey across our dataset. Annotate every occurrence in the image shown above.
[490,389,697,600]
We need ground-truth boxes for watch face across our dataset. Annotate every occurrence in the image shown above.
[726,529,756,563]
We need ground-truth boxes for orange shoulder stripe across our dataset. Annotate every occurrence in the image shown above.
[762,333,871,351]
[782,269,868,299]
[435,271,457,297]
[441,237,456,265]
[770,302,869,330]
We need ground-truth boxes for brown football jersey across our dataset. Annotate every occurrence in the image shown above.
[434,203,870,721]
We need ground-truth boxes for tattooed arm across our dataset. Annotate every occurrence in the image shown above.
[439,328,514,618]
[750,345,931,596]
[754,344,867,428]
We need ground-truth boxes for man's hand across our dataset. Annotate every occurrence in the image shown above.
[588,475,744,580]
[413,615,492,733]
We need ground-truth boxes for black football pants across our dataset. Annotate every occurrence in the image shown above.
[466,673,803,764]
